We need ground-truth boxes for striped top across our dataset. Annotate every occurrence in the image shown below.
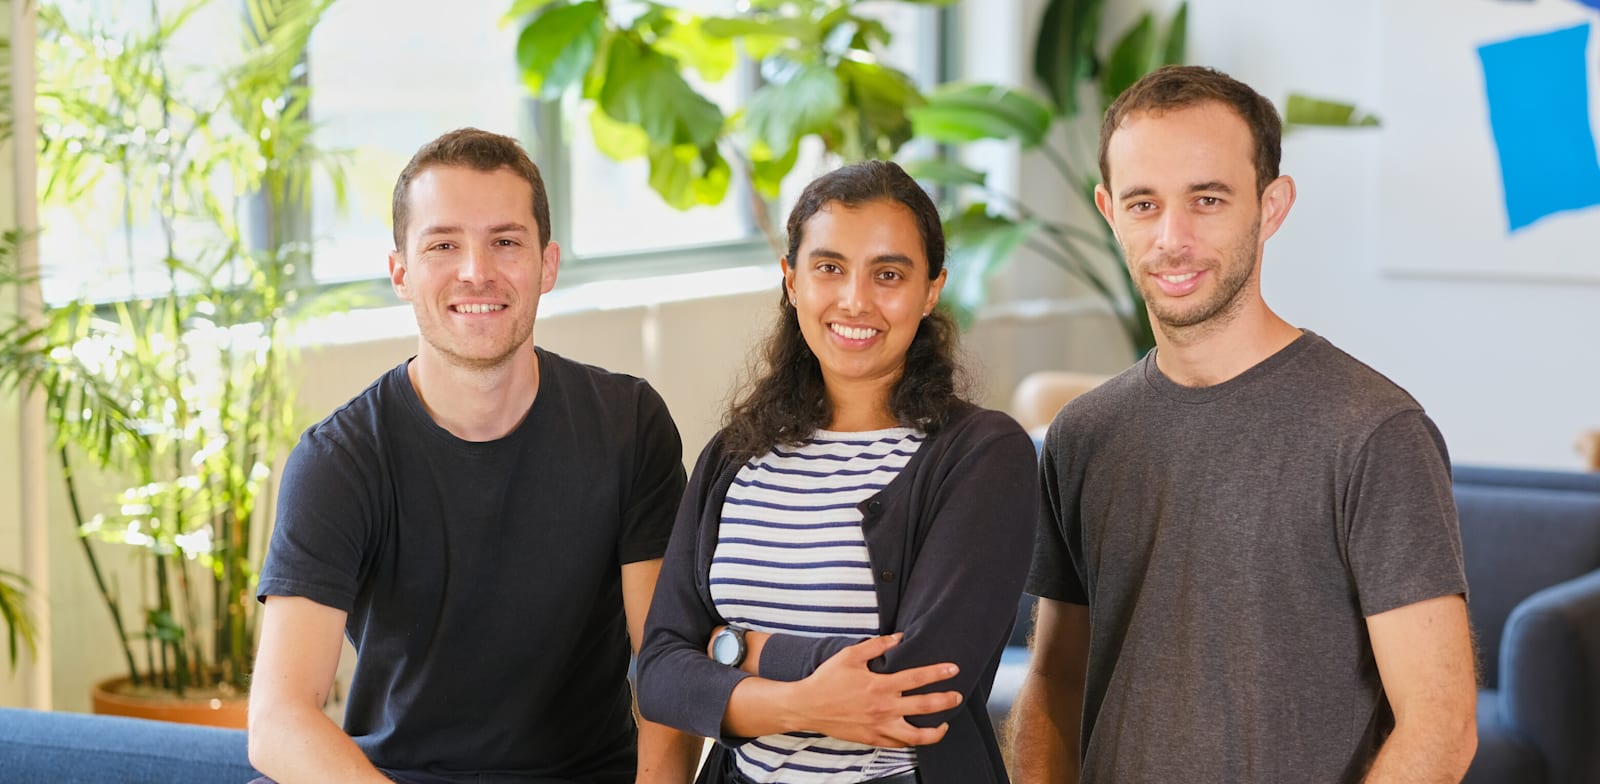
[711,427,925,783]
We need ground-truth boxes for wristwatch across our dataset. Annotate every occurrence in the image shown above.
[711,625,748,667]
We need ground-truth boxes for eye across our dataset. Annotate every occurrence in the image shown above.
[428,241,456,251]
[817,262,842,274]
[1127,201,1157,214]
[1196,196,1222,208]
[495,237,520,247]
[876,268,903,281]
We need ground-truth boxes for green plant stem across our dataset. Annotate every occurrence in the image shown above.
[57,447,142,685]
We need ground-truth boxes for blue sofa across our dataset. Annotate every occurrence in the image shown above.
[0,706,257,783]
[988,465,1600,783]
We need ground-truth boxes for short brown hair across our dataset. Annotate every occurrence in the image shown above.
[1098,65,1282,196]
[391,127,551,250]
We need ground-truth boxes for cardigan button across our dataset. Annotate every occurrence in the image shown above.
[880,570,894,582]
[866,499,883,514]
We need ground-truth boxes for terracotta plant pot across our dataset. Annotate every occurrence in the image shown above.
[90,676,248,729]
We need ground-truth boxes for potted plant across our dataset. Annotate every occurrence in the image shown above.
[0,0,348,724]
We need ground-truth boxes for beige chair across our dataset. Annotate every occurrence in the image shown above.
[1010,370,1113,439]
[1579,429,1600,472]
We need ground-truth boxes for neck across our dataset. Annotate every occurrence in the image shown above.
[1151,303,1301,388]
[408,342,541,441]
[824,376,900,432]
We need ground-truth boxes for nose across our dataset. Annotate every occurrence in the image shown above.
[1153,208,1195,256]
[458,241,491,284]
[838,267,871,314]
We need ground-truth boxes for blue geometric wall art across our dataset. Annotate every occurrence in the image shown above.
[1476,22,1600,231]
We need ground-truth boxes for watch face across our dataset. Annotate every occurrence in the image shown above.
[712,629,741,665]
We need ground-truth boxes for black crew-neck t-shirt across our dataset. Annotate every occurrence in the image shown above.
[258,348,685,783]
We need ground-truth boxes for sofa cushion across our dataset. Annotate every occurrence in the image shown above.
[0,707,258,784]
[1465,689,1546,784]
[1455,483,1600,687]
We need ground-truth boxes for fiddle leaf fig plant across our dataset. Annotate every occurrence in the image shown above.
[509,0,953,251]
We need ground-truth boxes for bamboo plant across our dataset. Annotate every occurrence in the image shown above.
[0,0,348,697]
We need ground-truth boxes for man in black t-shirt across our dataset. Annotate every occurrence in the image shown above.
[1009,67,1479,783]
[247,129,702,784]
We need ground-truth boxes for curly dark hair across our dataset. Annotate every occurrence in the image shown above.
[721,160,969,459]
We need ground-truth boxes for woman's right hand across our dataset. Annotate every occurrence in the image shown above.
[786,633,963,747]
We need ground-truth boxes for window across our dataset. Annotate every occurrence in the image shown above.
[306,0,528,284]
[37,0,947,306]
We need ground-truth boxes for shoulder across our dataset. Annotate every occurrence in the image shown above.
[927,404,1034,464]
[1285,333,1428,424]
[1041,360,1144,448]
[539,348,669,412]
[294,362,409,463]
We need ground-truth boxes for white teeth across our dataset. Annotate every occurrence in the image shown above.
[830,323,879,340]
[1159,272,1198,283]
[454,303,506,314]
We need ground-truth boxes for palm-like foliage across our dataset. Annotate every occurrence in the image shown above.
[0,0,347,695]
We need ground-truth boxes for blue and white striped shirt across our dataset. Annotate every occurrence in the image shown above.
[711,427,925,783]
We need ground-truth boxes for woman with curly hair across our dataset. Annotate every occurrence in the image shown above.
[637,160,1037,784]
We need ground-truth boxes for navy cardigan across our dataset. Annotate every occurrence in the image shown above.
[636,405,1039,784]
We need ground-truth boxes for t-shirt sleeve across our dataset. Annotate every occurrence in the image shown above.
[1345,410,1468,617]
[1025,420,1089,604]
[618,381,686,564]
[256,429,374,612]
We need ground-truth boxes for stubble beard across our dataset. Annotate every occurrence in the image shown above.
[415,300,537,373]
[1132,223,1261,344]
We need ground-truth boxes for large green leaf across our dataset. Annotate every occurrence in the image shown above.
[1033,0,1105,117]
[749,141,799,200]
[1284,94,1381,128]
[701,15,822,46]
[1160,2,1188,67]
[744,61,844,154]
[598,34,725,148]
[942,204,1041,327]
[515,1,604,101]
[909,83,1053,147]
[901,158,987,188]
[1099,12,1154,108]
[647,142,731,210]
[654,11,737,83]
[837,59,924,158]
[500,0,562,27]
[589,104,649,161]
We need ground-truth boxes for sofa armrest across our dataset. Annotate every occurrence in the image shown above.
[1497,568,1600,784]
[0,707,258,784]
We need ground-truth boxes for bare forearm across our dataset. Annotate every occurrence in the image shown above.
[721,676,800,738]
[248,704,390,784]
[635,717,702,784]
[1007,671,1082,784]
[1362,720,1477,783]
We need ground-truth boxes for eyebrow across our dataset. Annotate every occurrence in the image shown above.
[1117,181,1237,201]
[807,247,917,266]
[417,222,533,238]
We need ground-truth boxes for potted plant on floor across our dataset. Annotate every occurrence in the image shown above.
[0,0,349,724]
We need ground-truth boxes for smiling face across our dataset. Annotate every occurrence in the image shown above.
[389,165,560,372]
[1096,101,1293,338]
[782,199,945,412]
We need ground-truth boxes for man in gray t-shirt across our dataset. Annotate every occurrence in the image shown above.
[1009,66,1478,783]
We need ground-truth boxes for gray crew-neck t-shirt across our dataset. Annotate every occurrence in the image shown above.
[1027,331,1467,783]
